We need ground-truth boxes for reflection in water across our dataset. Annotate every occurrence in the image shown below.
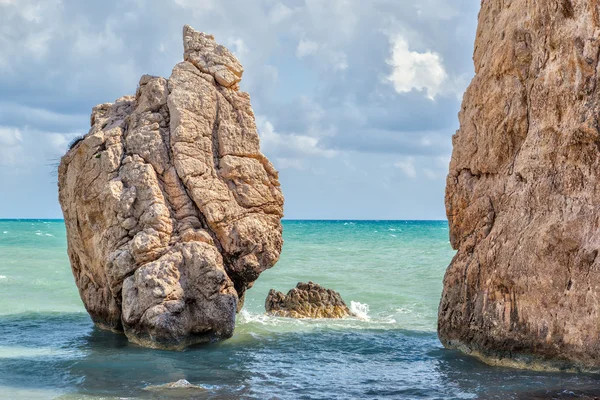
[433,347,600,399]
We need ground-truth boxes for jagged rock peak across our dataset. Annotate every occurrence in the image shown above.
[183,25,244,89]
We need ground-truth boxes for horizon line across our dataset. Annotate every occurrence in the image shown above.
[0,218,448,222]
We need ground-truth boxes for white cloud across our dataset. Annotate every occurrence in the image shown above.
[423,168,438,180]
[394,157,417,179]
[274,157,307,170]
[0,0,478,218]
[0,127,78,169]
[296,39,320,58]
[257,116,336,159]
[414,1,459,21]
[172,0,216,12]
[0,102,87,130]
[228,37,249,60]
[269,3,294,24]
[330,51,348,71]
[0,127,22,146]
[386,35,448,100]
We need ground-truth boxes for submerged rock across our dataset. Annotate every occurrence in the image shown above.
[143,379,205,396]
[265,282,351,319]
[439,1,600,370]
[58,25,284,350]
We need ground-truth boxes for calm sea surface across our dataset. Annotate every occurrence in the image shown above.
[1,220,600,399]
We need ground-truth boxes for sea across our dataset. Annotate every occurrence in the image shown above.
[1,220,600,399]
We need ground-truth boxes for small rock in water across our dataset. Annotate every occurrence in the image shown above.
[265,282,352,319]
[144,379,205,393]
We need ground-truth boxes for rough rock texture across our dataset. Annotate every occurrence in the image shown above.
[58,25,284,350]
[265,282,351,319]
[439,1,600,371]
[144,379,205,392]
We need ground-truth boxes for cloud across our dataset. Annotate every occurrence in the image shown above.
[296,39,319,58]
[257,116,336,160]
[269,3,295,24]
[0,127,22,146]
[0,102,87,132]
[0,0,479,218]
[0,126,78,170]
[386,35,448,100]
[394,157,417,179]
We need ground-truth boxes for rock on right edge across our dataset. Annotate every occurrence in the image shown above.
[439,0,600,371]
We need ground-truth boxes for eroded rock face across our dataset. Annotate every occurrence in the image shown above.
[58,25,284,350]
[265,282,351,319]
[439,1,600,370]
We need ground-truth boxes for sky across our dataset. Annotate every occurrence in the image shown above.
[0,0,479,220]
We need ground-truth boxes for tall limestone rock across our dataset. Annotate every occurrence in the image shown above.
[439,1,600,370]
[58,26,284,350]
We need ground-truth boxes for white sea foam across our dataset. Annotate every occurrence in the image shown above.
[0,346,71,359]
[350,301,370,321]
[2,231,6,234]
[0,276,6,280]
[237,309,300,328]
[238,309,274,325]
[390,234,397,237]
[45,234,53,237]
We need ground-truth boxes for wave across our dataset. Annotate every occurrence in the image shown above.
[350,301,370,321]
[238,309,281,326]
[236,302,401,331]
[0,276,6,280]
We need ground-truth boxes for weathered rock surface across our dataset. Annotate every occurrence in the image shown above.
[265,282,351,319]
[144,379,205,392]
[439,1,600,370]
[58,25,284,350]
[143,379,206,398]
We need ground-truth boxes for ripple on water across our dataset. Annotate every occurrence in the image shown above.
[4,220,600,399]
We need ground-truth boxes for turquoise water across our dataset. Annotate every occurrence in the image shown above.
[1,220,600,399]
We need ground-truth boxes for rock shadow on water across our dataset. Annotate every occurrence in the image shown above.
[0,312,251,399]
[432,346,600,399]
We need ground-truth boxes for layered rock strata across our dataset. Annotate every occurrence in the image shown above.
[439,0,600,370]
[265,282,351,319]
[58,25,284,349]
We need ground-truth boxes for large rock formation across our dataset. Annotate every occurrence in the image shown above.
[265,282,351,319]
[58,25,284,350]
[439,1,600,370]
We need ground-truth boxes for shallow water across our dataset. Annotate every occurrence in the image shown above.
[1,220,600,399]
